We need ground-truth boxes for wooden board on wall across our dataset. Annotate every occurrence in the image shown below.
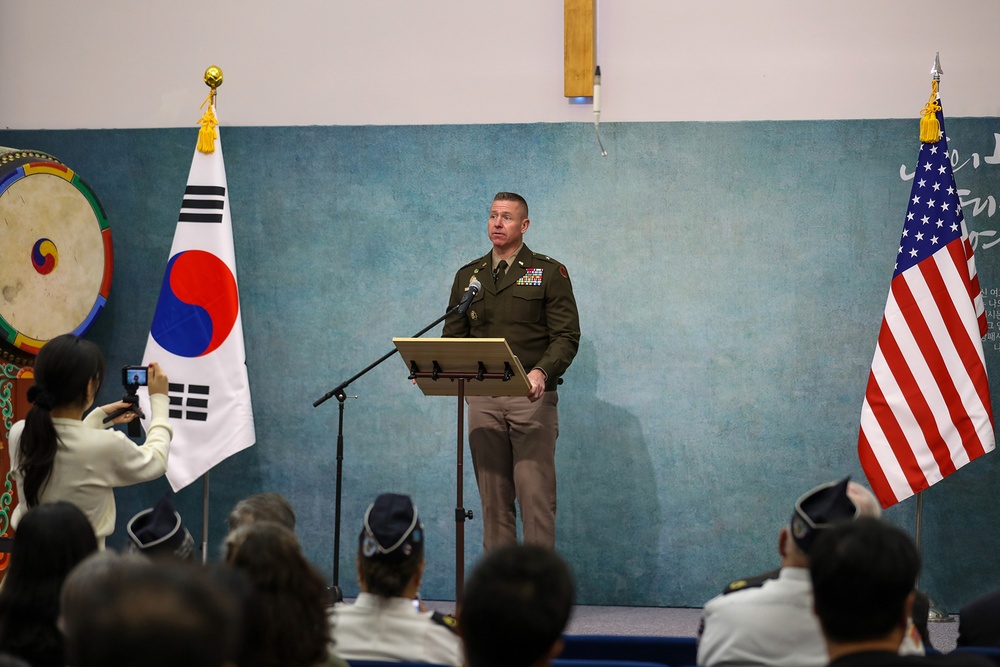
[564,0,595,97]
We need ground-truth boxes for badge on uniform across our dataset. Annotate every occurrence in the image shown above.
[517,268,543,286]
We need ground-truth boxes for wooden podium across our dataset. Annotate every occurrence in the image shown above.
[393,337,530,599]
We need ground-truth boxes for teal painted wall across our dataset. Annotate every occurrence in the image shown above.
[3,119,1000,610]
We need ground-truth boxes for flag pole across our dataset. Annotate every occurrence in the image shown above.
[913,51,941,585]
[195,65,225,567]
[202,471,210,564]
[916,52,954,624]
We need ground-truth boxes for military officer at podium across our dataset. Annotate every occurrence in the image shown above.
[442,191,580,551]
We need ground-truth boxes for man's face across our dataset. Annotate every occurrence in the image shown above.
[487,199,529,255]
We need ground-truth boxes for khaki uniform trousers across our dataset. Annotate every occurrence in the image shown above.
[467,391,559,551]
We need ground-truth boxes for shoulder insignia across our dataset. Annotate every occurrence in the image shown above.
[531,252,571,279]
[531,252,560,265]
[722,569,779,595]
[431,611,459,634]
[723,579,750,594]
[459,259,480,270]
[460,254,489,270]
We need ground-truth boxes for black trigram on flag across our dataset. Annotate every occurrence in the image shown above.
[178,185,226,224]
[168,383,210,421]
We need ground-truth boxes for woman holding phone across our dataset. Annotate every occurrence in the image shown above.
[9,333,172,548]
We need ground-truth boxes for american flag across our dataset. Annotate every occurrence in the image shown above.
[858,99,995,509]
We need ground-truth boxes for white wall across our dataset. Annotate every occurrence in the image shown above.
[1,0,999,129]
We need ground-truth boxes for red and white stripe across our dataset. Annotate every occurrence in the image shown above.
[859,227,994,508]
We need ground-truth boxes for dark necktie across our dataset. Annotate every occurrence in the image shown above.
[493,260,508,284]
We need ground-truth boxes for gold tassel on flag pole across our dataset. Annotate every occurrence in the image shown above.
[919,53,942,144]
[197,66,224,154]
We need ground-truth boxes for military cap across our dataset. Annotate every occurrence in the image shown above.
[359,493,424,563]
[126,493,195,560]
[790,477,859,554]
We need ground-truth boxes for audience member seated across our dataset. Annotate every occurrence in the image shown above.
[697,478,926,667]
[224,521,347,667]
[59,548,149,660]
[459,544,575,667]
[64,559,240,667]
[125,493,196,560]
[717,480,883,595]
[957,587,1000,648]
[328,493,463,666]
[0,501,98,667]
[715,480,932,652]
[227,492,297,533]
[810,518,991,666]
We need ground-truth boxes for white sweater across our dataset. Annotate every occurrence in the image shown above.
[9,393,173,547]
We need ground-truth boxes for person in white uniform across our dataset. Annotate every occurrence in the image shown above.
[697,478,925,667]
[328,493,462,666]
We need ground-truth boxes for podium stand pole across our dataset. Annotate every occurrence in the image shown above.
[454,378,479,599]
[393,337,531,603]
[456,379,466,598]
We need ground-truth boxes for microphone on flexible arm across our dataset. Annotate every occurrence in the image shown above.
[455,279,482,315]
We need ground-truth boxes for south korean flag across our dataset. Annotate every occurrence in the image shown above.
[140,108,256,491]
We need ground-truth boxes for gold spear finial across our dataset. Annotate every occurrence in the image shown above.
[197,66,224,153]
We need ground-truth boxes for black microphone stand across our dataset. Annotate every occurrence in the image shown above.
[313,295,473,601]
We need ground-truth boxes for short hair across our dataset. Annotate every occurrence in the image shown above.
[227,492,296,533]
[460,546,574,667]
[493,192,528,218]
[68,561,239,667]
[809,518,919,644]
[59,550,149,643]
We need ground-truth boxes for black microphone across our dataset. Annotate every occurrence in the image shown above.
[456,279,482,315]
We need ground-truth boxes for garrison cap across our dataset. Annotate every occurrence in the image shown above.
[790,477,859,554]
[126,494,195,560]
[359,493,424,563]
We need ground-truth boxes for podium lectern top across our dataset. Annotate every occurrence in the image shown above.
[393,337,531,397]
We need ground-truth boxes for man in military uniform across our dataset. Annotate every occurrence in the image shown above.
[442,192,580,551]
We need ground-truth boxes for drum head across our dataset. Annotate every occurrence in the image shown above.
[0,149,113,365]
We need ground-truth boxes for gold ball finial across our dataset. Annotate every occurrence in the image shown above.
[204,66,224,89]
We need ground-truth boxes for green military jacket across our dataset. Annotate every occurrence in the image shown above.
[442,244,580,391]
